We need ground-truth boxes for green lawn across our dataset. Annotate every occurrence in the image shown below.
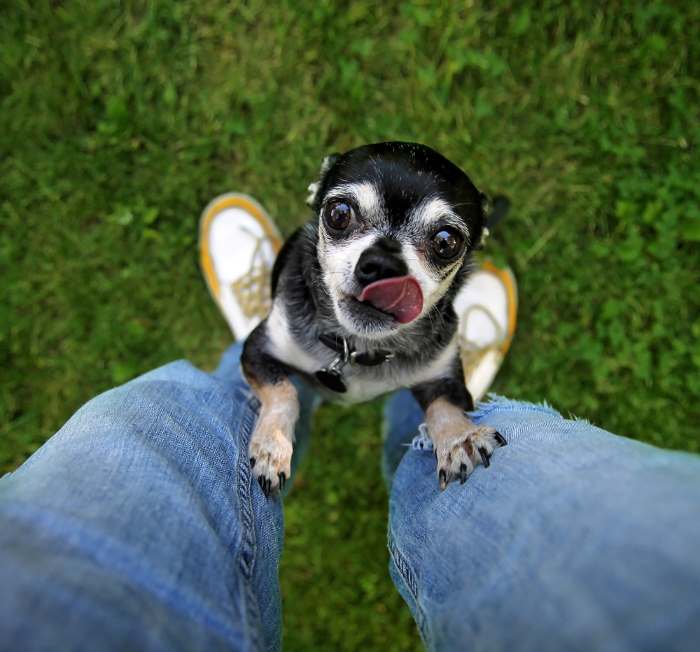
[1,1,699,649]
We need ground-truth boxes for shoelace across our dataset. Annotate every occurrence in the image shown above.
[458,303,505,379]
[229,225,273,321]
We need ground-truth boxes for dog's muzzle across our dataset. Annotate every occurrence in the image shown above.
[354,238,407,287]
[351,239,423,324]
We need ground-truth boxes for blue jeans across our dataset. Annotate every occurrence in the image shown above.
[1,343,699,651]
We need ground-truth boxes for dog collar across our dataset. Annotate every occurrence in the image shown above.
[315,333,394,393]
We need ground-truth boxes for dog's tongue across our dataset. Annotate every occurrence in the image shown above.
[358,275,423,324]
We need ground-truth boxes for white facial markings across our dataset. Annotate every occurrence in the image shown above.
[318,230,377,293]
[317,229,379,333]
[316,183,472,338]
[324,182,383,223]
[317,180,385,314]
[409,196,470,242]
[397,195,469,317]
[402,241,461,319]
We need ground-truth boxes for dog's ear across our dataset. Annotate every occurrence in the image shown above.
[476,193,511,250]
[474,192,491,250]
[306,153,340,209]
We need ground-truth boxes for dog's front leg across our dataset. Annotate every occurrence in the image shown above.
[412,369,506,490]
[241,320,299,497]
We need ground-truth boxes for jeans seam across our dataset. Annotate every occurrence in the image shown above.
[388,531,428,641]
[234,389,265,651]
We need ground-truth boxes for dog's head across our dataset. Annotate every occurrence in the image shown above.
[308,142,486,339]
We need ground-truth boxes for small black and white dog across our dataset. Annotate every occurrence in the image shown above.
[242,142,506,496]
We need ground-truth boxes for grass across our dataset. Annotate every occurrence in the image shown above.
[1,1,699,649]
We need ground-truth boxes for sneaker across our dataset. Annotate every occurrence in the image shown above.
[454,260,518,403]
[199,193,282,340]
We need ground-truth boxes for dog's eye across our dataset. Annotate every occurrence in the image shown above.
[431,227,463,260]
[324,201,354,231]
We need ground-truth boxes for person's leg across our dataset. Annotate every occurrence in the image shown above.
[0,342,314,652]
[383,390,700,651]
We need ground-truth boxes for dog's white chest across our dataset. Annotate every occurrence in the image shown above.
[264,302,457,404]
[325,370,403,404]
[264,304,320,375]
[328,344,456,404]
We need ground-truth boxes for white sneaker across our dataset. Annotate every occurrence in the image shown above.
[454,260,518,402]
[199,193,282,340]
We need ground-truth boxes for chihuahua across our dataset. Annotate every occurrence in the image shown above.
[242,141,506,496]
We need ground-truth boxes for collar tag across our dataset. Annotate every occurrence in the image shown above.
[315,333,394,392]
[315,354,348,393]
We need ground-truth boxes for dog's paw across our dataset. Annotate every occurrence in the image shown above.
[434,426,506,490]
[249,428,293,498]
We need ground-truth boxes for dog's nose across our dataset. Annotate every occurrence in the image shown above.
[355,245,407,286]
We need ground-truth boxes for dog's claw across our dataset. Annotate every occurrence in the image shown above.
[249,428,292,498]
[257,475,271,498]
[255,472,286,497]
[433,426,503,489]
[478,447,490,467]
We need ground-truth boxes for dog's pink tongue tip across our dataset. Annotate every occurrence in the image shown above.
[358,275,423,324]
